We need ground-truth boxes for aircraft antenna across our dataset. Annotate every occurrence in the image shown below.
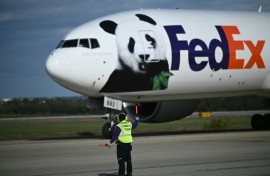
[258,0,263,13]
[258,5,262,13]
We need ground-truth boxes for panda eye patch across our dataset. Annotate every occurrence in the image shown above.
[128,37,135,53]
[145,34,156,49]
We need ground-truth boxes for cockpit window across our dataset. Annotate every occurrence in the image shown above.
[56,38,100,49]
[56,40,64,49]
[90,38,100,49]
[79,39,90,48]
[62,39,78,48]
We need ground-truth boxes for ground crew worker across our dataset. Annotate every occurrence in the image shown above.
[107,113,139,176]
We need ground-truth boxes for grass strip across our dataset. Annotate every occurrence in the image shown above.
[0,117,251,140]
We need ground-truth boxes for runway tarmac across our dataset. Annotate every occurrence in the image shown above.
[0,131,270,176]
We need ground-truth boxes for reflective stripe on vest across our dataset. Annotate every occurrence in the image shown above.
[117,120,133,143]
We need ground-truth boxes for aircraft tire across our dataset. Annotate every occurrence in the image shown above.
[251,114,263,130]
[263,114,270,130]
[102,123,112,139]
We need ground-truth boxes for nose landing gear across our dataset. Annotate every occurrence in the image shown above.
[102,109,119,139]
[251,113,270,130]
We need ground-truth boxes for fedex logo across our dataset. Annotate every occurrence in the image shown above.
[164,25,266,71]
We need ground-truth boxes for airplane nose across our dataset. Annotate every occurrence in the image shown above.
[45,51,70,82]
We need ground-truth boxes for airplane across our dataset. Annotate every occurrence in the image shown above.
[45,9,270,139]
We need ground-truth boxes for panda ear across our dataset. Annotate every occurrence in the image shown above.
[99,20,117,35]
[135,14,157,25]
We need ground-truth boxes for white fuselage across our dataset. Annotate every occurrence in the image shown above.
[46,9,270,102]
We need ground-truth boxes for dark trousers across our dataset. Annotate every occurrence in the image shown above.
[117,143,132,175]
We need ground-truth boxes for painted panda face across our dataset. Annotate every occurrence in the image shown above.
[99,14,167,74]
[128,33,157,71]
[116,19,165,73]
[129,33,157,59]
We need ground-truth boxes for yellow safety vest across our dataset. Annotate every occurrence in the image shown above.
[117,120,133,143]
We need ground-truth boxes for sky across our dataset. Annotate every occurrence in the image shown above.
[0,0,269,98]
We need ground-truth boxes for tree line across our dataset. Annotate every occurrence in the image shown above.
[0,97,94,117]
[0,96,268,117]
[197,97,269,111]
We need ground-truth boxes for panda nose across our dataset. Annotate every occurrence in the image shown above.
[139,54,150,61]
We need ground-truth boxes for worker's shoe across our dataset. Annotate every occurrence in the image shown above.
[126,174,132,176]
